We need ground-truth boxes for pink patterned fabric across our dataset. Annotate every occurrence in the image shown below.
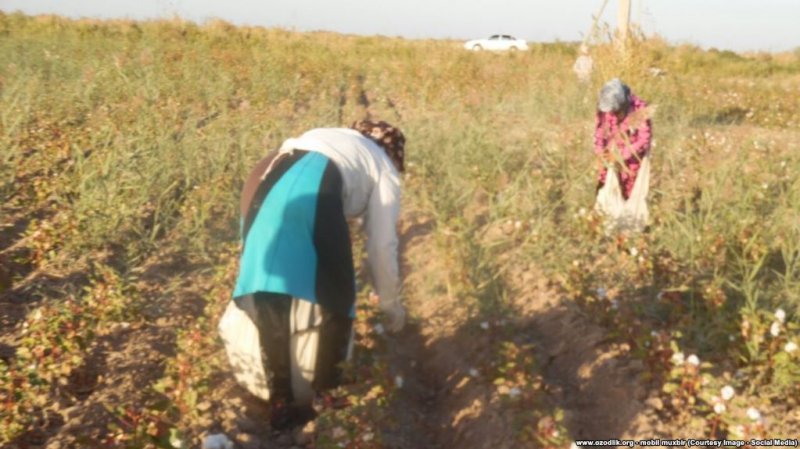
[594,94,652,199]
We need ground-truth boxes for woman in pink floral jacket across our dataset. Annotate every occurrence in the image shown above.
[594,78,652,199]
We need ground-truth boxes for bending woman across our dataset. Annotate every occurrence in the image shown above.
[233,120,407,430]
[593,78,653,232]
[594,78,652,199]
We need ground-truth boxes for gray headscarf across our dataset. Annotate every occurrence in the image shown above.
[598,78,631,113]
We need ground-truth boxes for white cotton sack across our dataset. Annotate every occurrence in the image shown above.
[594,155,650,234]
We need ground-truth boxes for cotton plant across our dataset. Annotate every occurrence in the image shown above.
[769,310,800,392]
[739,307,800,396]
[698,377,774,439]
[743,407,767,438]
[662,341,710,412]
[716,404,767,441]
[768,308,786,337]
[701,383,741,438]
[701,306,800,436]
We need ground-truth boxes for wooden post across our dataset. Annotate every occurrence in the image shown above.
[617,0,631,43]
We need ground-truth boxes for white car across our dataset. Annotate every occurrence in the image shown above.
[464,35,529,51]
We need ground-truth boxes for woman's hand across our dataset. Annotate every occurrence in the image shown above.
[597,149,615,168]
[382,301,407,333]
[371,292,407,333]
[598,150,623,175]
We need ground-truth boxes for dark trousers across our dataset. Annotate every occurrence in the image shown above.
[252,292,353,404]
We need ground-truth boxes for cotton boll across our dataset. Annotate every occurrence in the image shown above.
[770,321,781,337]
[746,407,761,421]
[730,425,745,439]
[202,434,234,449]
[721,385,735,401]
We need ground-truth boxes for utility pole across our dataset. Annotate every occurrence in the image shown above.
[616,0,632,55]
[617,0,631,42]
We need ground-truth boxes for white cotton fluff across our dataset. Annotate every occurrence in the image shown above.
[721,385,735,401]
[746,407,761,422]
[202,434,234,449]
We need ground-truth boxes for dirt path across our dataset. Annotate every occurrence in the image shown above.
[375,210,668,447]
[506,267,666,440]
[377,212,518,449]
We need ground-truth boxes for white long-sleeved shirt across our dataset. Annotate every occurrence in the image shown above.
[278,128,402,309]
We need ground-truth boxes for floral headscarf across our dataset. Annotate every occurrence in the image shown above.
[351,120,406,172]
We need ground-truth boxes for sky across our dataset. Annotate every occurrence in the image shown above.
[1,0,798,53]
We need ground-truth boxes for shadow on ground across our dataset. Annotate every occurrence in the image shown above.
[375,211,670,448]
